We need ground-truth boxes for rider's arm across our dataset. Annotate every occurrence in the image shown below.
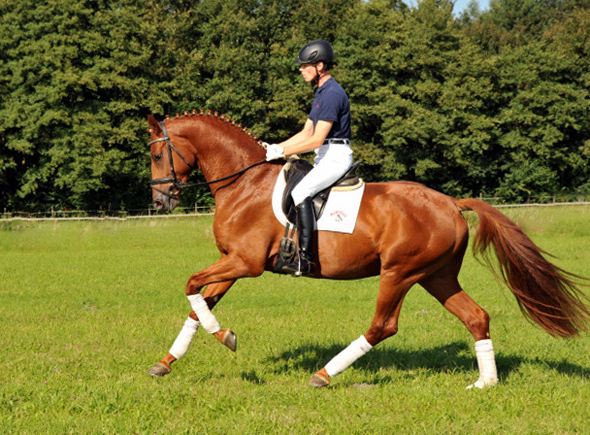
[279,119,333,157]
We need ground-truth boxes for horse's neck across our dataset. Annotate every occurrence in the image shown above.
[177,118,258,174]
[182,117,270,196]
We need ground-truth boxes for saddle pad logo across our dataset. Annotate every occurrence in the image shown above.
[330,210,347,222]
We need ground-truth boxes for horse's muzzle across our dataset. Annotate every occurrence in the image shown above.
[153,191,180,211]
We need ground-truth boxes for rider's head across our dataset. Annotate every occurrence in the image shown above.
[295,40,334,86]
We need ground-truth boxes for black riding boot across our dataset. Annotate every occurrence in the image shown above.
[283,197,315,276]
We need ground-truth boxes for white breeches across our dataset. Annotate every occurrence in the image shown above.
[291,146,353,206]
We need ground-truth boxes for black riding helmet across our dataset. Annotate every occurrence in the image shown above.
[295,40,334,68]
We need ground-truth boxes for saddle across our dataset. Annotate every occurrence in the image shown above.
[281,159,362,224]
[273,158,363,274]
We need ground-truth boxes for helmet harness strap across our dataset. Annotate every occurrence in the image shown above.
[312,63,327,88]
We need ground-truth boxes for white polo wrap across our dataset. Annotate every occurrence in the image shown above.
[187,293,221,334]
[467,339,499,389]
[325,335,373,378]
[169,317,200,360]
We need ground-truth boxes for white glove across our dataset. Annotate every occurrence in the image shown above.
[266,144,285,161]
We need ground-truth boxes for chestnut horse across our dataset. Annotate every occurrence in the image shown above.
[146,111,589,388]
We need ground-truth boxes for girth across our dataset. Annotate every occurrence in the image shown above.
[281,159,362,224]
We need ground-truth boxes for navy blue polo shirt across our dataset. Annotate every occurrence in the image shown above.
[308,78,352,139]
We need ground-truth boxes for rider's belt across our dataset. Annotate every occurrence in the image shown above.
[323,138,350,146]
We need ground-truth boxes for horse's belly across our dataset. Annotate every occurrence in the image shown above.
[316,232,381,279]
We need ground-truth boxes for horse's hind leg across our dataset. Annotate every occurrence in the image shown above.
[309,271,411,387]
[420,273,498,389]
[148,280,236,377]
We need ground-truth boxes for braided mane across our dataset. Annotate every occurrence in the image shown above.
[159,109,265,149]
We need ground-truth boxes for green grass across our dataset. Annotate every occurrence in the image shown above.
[1,207,590,434]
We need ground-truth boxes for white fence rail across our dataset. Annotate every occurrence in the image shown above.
[2,202,590,223]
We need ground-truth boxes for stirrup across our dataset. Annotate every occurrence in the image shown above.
[282,254,314,277]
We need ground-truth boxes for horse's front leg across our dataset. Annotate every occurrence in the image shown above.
[149,253,262,377]
[148,279,236,377]
[183,252,260,343]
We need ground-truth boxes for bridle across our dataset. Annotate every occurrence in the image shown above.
[148,120,267,200]
[148,121,195,199]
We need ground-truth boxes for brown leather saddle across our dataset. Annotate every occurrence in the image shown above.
[281,159,362,224]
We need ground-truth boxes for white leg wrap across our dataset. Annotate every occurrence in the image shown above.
[169,317,200,360]
[187,293,221,334]
[325,335,373,378]
[467,339,499,389]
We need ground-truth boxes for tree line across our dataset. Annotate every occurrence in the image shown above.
[1,0,589,212]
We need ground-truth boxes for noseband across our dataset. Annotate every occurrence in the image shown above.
[148,120,268,201]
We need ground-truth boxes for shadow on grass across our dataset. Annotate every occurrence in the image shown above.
[263,340,590,382]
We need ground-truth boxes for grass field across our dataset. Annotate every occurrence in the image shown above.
[1,206,590,434]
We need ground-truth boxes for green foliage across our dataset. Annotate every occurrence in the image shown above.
[1,0,589,211]
[0,0,172,210]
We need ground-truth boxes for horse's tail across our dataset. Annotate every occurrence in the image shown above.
[456,198,590,338]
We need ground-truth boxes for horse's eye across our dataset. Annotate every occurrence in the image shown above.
[153,153,163,162]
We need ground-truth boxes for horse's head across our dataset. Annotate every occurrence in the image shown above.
[147,111,268,211]
[147,115,195,211]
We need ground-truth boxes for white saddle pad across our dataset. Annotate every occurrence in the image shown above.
[272,165,365,234]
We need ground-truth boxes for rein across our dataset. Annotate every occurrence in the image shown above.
[148,121,267,200]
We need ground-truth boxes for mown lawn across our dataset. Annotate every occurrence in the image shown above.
[1,206,589,434]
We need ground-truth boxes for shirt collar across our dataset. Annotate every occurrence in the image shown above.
[315,77,334,94]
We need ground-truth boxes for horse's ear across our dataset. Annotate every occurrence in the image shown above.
[147,115,162,135]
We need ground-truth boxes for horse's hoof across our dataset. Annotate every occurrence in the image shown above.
[308,368,330,388]
[466,376,498,389]
[215,328,237,352]
[148,362,171,377]
[222,329,237,352]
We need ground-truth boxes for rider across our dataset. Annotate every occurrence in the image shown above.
[266,40,353,276]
